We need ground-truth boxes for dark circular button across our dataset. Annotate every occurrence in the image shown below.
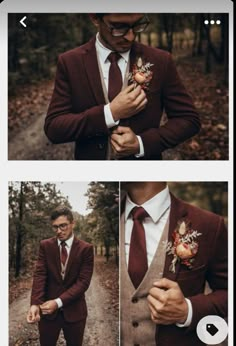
[132,321,139,328]
[132,297,138,303]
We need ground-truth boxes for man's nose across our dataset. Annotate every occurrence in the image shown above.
[124,28,135,42]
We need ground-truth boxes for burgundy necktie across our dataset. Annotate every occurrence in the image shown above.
[60,241,68,265]
[107,52,122,101]
[128,206,149,288]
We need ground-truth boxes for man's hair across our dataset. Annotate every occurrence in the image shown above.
[50,206,74,222]
[95,13,107,18]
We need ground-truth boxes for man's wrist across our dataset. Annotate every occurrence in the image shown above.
[176,298,193,328]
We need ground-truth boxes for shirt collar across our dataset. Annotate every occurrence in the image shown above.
[125,186,171,223]
[95,33,130,64]
[57,234,74,248]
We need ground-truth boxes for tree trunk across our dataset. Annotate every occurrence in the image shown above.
[197,15,204,56]
[15,183,24,277]
[115,245,119,267]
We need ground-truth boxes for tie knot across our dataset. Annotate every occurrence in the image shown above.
[131,206,149,221]
[60,241,66,247]
[108,52,121,63]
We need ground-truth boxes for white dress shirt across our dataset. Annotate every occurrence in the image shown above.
[55,234,74,308]
[125,186,171,267]
[124,186,192,327]
[95,34,144,157]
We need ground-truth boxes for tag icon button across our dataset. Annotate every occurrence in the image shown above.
[206,323,219,336]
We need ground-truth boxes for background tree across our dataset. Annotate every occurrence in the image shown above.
[85,182,119,264]
[169,182,227,221]
[9,181,71,278]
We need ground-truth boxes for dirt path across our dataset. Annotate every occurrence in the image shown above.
[9,265,118,346]
[8,113,74,160]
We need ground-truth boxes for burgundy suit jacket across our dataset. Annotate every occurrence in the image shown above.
[121,193,227,346]
[45,37,201,160]
[156,194,228,346]
[30,236,94,322]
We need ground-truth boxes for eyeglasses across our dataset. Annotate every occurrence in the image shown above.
[101,15,150,37]
[52,223,70,231]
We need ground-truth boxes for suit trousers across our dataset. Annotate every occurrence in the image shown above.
[38,311,86,346]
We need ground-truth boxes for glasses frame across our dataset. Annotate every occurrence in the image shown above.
[101,15,150,37]
[52,223,71,231]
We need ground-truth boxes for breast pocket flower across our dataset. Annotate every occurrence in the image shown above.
[128,57,154,91]
[166,220,202,273]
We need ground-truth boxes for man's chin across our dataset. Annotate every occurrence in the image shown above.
[117,45,132,52]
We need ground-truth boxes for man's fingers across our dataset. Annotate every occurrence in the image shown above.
[149,287,166,302]
[148,292,165,309]
[111,138,122,153]
[124,84,140,94]
[112,126,131,135]
[153,278,178,290]
[134,89,147,104]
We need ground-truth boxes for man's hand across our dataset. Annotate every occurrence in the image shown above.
[147,278,188,325]
[40,300,58,315]
[110,126,140,158]
[110,84,147,121]
[26,305,41,323]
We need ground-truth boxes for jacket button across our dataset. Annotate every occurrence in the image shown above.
[132,321,139,328]
[97,143,104,150]
[132,297,138,303]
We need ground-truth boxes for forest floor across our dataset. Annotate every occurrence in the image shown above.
[8,55,228,160]
[9,256,119,346]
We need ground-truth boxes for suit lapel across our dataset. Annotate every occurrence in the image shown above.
[83,37,106,105]
[163,194,188,281]
[52,238,62,280]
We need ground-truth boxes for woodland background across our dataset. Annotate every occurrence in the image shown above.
[8,13,229,160]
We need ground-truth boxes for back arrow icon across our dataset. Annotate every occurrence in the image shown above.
[20,16,27,28]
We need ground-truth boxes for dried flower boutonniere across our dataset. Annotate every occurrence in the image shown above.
[128,57,154,90]
[166,220,202,273]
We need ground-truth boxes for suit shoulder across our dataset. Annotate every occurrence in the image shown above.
[40,237,56,246]
[134,42,171,60]
[58,39,94,61]
[182,200,224,227]
[76,238,93,250]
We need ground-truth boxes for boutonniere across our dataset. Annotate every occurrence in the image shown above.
[166,220,202,273]
[128,57,154,90]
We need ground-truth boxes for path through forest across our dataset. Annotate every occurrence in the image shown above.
[9,260,118,346]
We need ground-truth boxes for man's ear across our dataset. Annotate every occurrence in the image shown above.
[89,14,100,27]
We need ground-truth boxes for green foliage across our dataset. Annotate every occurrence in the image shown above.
[169,182,227,218]
[9,182,71,276]
[75,182,120,261]
[8,14,96,94]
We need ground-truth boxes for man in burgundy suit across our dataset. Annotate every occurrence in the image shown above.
[120,182,227,346]
[45,14,201,160]
[26,206,94,346]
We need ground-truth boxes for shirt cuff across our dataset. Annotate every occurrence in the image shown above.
[176,298,193,328]
[104,104,119,128]
[135,135,145,158]
[55,298,63,308]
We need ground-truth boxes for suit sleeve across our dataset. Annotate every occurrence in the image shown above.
[139,53,201,158]
[59,245,94,306]
[30,241,48,305]
[187,217,228,331]
[44,55,109,144]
